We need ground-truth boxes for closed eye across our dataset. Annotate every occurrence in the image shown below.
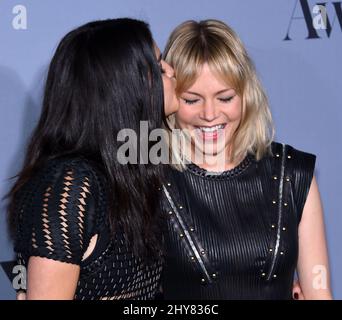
[218,96,235,103]
[182,98,200,105]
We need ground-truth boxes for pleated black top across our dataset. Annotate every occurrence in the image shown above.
[13,156,162,300]
[161,142,316,299]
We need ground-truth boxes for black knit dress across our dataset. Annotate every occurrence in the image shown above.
[13,157,162,300]
[161,142,316,299]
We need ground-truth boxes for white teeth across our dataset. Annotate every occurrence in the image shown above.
[199,124,225,132]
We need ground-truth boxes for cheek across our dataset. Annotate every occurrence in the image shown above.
[175,104,197,128]
[226,98,242,122]
[162,78,170,98]
[163,77,176,101]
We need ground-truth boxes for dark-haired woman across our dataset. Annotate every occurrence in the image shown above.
[8,18,178,300]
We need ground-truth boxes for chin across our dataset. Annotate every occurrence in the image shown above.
[194,145,228,158]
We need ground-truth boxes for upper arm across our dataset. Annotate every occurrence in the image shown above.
[27,257,80,300]
[297,176,332,299]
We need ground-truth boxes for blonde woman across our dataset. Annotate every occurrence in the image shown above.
[160,19,332,300]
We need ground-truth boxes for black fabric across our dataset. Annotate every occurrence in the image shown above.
[13,156,162,300]
[161,142,316,300]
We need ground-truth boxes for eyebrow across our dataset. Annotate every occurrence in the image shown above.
[185,88,234,97]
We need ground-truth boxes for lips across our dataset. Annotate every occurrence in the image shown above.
[195,123,227,141]
[198,124,225,132]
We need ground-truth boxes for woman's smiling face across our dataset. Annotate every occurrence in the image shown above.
[175,63,242,163]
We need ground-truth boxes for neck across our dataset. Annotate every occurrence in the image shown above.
[190,147,240,172]
[194,157,239,172]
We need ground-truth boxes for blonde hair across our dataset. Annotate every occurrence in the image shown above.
[164,19,274,169]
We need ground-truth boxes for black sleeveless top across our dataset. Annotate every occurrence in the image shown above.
[161,142,316,299]
[13,157,162,300]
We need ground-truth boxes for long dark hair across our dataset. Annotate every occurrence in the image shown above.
[7,18,165,258]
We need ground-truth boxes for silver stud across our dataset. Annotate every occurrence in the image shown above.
[269,248,273,252]
[280,251,284,255]
[287,155,291,159]
[273,274,277,278]
[282,227,286,231]
[261,272,266,277]
[212,273,217,278]
[180,233,184,238]
[168,211,173,215]
[271,224,276,229]
[190,256,195,261]
[190,227,195,232]
[179,205,183,209]
[286,177,290,182]
[273,176,278,180]
[201,251,205,255]
[167,182,171,186]
[275,153,280,158]
[284,202,288,207]
[201,278,205,283]
[272,200,277,204]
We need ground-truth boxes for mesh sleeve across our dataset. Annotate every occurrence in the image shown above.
[27,160,98,265]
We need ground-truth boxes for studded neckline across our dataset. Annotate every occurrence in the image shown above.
[186,154,254,180]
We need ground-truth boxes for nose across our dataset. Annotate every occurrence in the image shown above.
[162,61,175,79]
[200,100,219,122]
